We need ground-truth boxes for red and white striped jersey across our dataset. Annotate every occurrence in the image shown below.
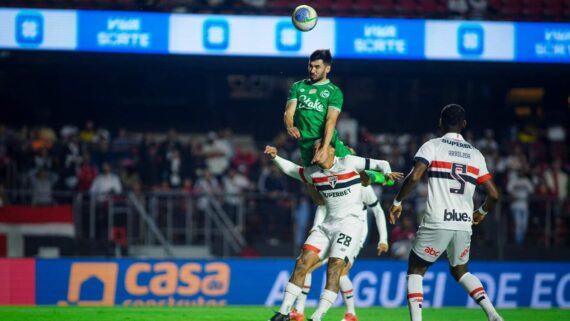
[414,132,492,231]
[273,155,392,221]
[299,156,390,221]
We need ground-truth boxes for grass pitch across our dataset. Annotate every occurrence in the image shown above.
[0,306,566,321]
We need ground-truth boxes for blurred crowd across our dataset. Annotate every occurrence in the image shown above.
[0,119,568,251]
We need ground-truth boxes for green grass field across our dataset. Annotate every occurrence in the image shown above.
[0,306,567,321]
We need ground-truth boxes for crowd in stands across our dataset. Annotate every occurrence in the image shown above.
[2,0,570,21]
[0,118,568,251]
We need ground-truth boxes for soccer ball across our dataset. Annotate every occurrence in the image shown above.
[292,5,318,32]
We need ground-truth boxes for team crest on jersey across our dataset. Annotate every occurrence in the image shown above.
[300,88,305,92]
[320,90,330,98]
[309,89,317,94]
[328,175,338,188]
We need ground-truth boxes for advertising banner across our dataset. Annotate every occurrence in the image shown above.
[516,22,570,63]
[35,259,570,308]
[425,21,515,61]
[169,15,335,57]
[77,10,169,53]
[0,8,77,50]
[335,18,425,60]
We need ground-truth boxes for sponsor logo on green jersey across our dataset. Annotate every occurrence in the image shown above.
[298,94,324,112]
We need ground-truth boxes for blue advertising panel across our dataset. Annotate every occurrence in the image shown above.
[36,259,570,308]
[335,18,425,60]
[77,10,169,53]
[425,20,515,61]
[516,22,570,63]
[0,8,77,50]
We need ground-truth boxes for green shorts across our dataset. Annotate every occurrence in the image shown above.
[299,135,352,167]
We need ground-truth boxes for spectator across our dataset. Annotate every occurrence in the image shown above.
[30,167,58,205]
[194,169,222,211]
[90,162,122,201]
[79,120,97,144]
[544,158,569,216]
[59,134,82,190]
[203,131,232,176]
[390,215,416,260]
[507,170,534,244]
[77,153,98,192]
[163,149,186,189]
[223,167,253,219]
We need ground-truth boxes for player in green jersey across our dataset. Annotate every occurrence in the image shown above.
[283,49,350,167]
[283,49,390,186]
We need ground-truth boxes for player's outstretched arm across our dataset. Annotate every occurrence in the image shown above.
[348,155,404,181]
[264,145,303,181]
[284,101,301,139]
[389,161,428,224]
[473,179,500,225]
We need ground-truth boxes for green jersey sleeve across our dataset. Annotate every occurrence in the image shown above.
[287,81,299,102]
[328,87,343,112]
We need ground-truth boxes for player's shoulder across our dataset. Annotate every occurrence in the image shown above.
[326,81,342,92]
[291,79,309,88]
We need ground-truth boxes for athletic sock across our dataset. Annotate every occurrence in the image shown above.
[279,282,302,315]
[339,275,356,315]
[294,273,312,314]
[407,274,424,321]
[459,273,497,317]
[310,289,337,321]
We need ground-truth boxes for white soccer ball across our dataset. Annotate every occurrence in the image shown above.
[292,5,318,32]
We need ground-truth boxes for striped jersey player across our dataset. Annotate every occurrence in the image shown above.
[265,142,402,321]
[389,104,503,321]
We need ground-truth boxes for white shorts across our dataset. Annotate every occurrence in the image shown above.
[411,227,472,267]
[304,215,363,265]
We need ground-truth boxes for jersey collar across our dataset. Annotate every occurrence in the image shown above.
[443,132,465,140]
[306,79,330,86]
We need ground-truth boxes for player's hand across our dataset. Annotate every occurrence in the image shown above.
[286,127,301,140]
[389,204,402,224]
[377,243,389,256]
[264,145,278,159]
[473,210,486,225]
[312,145,328,164]
[386,172,404,182]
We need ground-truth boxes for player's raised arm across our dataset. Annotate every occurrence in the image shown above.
[389,161,428,224]
[264,145,305,182]
[347,155,404,182]
[284,82,301,139]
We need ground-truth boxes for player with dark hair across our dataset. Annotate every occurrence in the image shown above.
[265,141,402,321]
[389,104,504,321]
[284,49,386,183]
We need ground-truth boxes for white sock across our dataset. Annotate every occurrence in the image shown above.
[407,274,423,321]
[340,275,356,315]
[279,282,302,315]
[459,273,497,317]
[294,273,312,314]
[310,289,337,321]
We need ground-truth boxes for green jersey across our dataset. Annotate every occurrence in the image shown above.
[287,79,344,143]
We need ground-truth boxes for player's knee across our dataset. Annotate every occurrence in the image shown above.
[407,251,430,276]
[450,264,468,281]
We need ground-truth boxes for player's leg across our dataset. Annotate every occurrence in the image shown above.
[339,224,366,321]
[339,262,357,321]
[270,229,329,321]
[291,260,325,321]
[310,218,362,321]
[448,231,503,321]
[407,228,451,321]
